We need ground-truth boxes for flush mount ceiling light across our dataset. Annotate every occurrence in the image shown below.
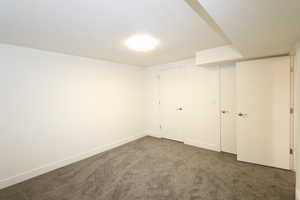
[125,34,159,52]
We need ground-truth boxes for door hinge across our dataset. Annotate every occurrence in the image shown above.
[159,125,162,130]
[290,108,294,114]
[290,148,294,155]
[158,100,160,105]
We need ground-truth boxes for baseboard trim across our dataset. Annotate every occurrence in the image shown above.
[296,188,300,200]
[184,138,220,152]
[144,130,161,139]
[0,134,146,190]
[146,134,220,152]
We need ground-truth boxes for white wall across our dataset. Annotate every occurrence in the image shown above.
[145,59,221,151]
[0,44,146,189]
[294,42,300,200]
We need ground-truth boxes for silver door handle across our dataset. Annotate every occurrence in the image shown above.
[221,110,228,114]
[177,107,183,111]
[237,112,247,117]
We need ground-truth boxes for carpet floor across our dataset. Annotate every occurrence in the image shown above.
[0,136,295,200]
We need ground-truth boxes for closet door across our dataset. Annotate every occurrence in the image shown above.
[236,56,291,169]
[184,66,220,151]
[158,65,220,151]
[220,64,237,154]
[159,68,186,141]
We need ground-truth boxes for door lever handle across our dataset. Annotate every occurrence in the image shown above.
[177,107,183,111]
[221,110,228,114]
[237,112,247,117]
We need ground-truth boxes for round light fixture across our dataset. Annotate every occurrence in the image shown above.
[125,34,159,52]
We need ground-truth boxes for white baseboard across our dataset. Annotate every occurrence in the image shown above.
[184,138,220,152]
[296,188,300,200]
[144,130,161,138]
[145,133,220,152]
[0,134,146,190]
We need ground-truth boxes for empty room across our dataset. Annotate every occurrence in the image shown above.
[1,0,300,199]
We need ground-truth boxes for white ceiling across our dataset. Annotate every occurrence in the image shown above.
[0,0,227,66]
[197,0,300,58]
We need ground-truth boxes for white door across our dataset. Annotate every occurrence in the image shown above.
[184,66,220,151]
[158,65,220,149]
[159,68,185,141]
[236,56,291,169]
[220,64,237,154]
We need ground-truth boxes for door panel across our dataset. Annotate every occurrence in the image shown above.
[220,64,236,154]
[159,68,185,141]
[236,56,290,169]
[184,66,220,151]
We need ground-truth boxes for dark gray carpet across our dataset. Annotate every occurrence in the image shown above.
[0,136,295,200]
